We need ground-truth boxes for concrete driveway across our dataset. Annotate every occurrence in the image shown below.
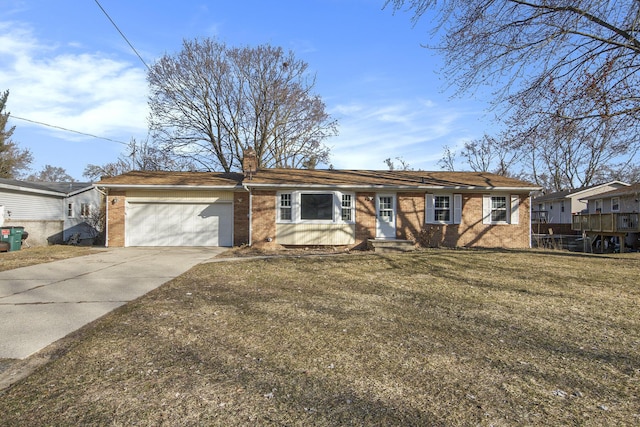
[0,247,226,359]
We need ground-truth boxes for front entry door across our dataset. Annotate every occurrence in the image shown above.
[376,194,396,239]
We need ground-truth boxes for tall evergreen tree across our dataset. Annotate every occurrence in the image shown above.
[0,90,32,178]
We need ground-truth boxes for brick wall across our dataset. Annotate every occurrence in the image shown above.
[251,190,278,248]
[106,190,126,247]
[354,192,376,249]
[397,192,425,241]
[233,190,250,246]
[420,194,531,248]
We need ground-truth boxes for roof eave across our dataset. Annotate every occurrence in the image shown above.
[0,182,65,197]
[66,185,97,197]
[97,183,241,191]
[244,183,541,192]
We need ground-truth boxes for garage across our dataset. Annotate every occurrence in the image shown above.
[126,202,233,247]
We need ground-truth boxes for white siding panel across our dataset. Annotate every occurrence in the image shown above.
[276,223,356,245]
[0,191,62,220]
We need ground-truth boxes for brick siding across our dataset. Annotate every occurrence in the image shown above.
[233,190,250,246]
[419,194,531,248]
[106,190,126,247]
[354,192,377,249]
[397,192,426,241]
[251,190,278,248]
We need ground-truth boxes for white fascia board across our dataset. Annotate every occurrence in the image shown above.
[572,181,631,199]
[0,182,65,197]
[97,184,240,191]
[244,183,542,192]
[67,185,97,197]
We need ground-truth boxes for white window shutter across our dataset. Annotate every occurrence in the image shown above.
[510,195,520,225]
[482,194,491,225]
[453,194,462,224]
[425,193,435,223]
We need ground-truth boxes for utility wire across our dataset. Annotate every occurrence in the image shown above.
[93,0,151,70]
[5,4,146,148]
[12,115,129,145]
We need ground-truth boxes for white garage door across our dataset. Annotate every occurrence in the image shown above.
[126,202,233,246]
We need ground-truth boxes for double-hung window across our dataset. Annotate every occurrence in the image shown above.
[434,195,451,222]
[482,194,520,225]
[67,203,74,218]
[341,194,354,221]
[611,197,620,212]
[426,194,461,224]
[490,196,508,222]
[80,203,91,218]
[279,193,292,221]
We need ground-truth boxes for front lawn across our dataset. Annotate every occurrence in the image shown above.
[0,245,99,272]
[0,249,638,425]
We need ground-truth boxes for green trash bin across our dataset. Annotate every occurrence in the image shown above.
[0,226,24,251]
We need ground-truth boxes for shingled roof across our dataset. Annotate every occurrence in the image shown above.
[98,171,244,188]
[243,169,538,189]
[97,169,539,191]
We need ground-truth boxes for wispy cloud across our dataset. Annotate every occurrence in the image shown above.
[0,21,148,139]
[327,98,472,170]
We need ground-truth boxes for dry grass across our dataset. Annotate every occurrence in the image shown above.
[0,245,99,272]
[0,249,639,426]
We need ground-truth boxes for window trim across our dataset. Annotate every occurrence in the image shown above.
[276,191,355,224]
[341,194,354,222]
[278,193,293,222]
[80,203,91,218]
[611,197,620,212]
[595,199,603,213]
[426,193,462,225]
[482,194,520,225]
[491,195,509,223]
[67,202,74,218]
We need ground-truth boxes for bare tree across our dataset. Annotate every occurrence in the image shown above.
[438,145,456,171]
[384,156,412,171]
[386,0,640,186]
[0,90,32,178]
[83,138,194,181]
[148,39,337,172]
[27,165,75,182]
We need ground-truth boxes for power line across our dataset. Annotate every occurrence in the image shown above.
[11,115,129,145]
[93,0,151,70]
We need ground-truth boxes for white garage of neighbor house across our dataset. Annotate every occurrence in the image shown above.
[98,172,244,247]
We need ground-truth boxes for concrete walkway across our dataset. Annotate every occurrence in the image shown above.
[0,247,226,359]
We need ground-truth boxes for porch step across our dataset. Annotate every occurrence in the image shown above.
[367,239,415,253]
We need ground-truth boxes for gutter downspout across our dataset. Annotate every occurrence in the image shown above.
[243,184,252,246]
[95,186,109,247]
[529,194,533,248]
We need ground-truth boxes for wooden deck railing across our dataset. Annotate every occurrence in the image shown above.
[572,213,640,233]
[531,210,548,223]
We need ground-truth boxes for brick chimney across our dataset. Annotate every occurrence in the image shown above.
[242,148,258,179]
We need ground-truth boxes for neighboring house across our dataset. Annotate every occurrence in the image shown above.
[532,181,630,235]
[572,183,640,251]
[0,179,102,246]
[98,156,541,249]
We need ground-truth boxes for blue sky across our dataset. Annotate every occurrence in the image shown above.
[1,0,492,180]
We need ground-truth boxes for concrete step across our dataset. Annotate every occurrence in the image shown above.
[367,239,415,253]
